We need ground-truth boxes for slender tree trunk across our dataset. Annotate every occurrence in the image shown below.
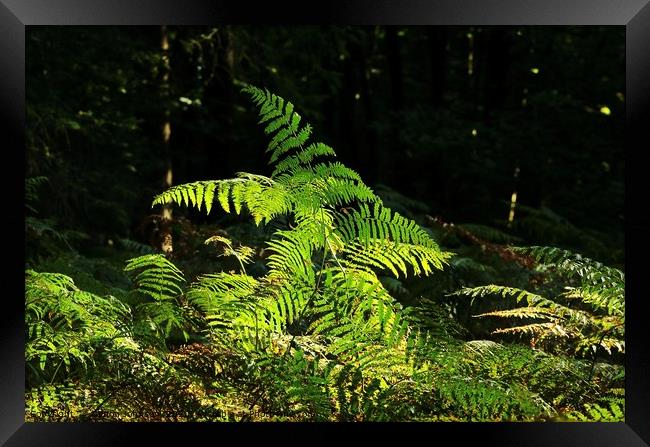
[465,27,477,107]
[160,25,174,255]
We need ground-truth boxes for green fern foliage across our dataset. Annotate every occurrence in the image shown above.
[515,246,624,317]
[124,254,197,340]
[124,254,185,301]
[27,85,622,422]
[453,247,624,357]
[26,270,135,384]
[567,401,624,422]
[145,85,455,414]
[152,85,381,224]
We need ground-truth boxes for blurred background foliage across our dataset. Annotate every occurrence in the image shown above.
[26,25,624,267]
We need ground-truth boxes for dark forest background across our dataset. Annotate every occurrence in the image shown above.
[26,26,624,267]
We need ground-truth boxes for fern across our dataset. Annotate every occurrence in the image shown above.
[515,246,624,317]
[453,247,624,357]
[29,86,618,422]
[144,86,455,416]
[26,270,136,384]
[271,142,336,177]
[110,86,617,422]
[124,254,196,340]
[568,402,624,422]
[124,254,185,301]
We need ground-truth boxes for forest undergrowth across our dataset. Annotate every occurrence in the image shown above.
[25,87,624,422]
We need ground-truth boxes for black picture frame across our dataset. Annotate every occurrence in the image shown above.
[3,1,649,445]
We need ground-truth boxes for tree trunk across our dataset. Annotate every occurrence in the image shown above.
[160,25,174,255]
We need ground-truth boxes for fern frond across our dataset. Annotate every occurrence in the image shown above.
[514,246,624,287]
[124,254,185,301]
[335,202,439,248]
[187,272,269,348]
[266,229,317,286]
[567,402,624,422]
[454,251,624,357]
[242,85,315,166]
[474,307,559,321]
[492,322,570,337]
[455,285,592,327]
[516,246,624,318]
[187,272,258,313]
[340,239,447,278]
[272,143,337,177]
[26,270,135,381]
[152,177,291,225]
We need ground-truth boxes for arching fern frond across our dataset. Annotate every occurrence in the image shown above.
[514,246,624,287]
[124,254,185,301]
[514,246,624,317]
[335,202,441,249]
[265,229,317,286]
[453,244,625,357]
[474,306,560,321]
[332,202,451,278]
[242,85,313,165]
[271,142,337,177]
[455,285,592,328]
[187,272,258,315]
[341,239,449,279]
[152,177,292,225]
[123,255,195,340]
[26,270,135,383]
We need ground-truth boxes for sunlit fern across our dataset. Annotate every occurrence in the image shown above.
[146,86,454,406]
[453,246,624,357]
[26,270,136,384]
[124,254,197,340]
